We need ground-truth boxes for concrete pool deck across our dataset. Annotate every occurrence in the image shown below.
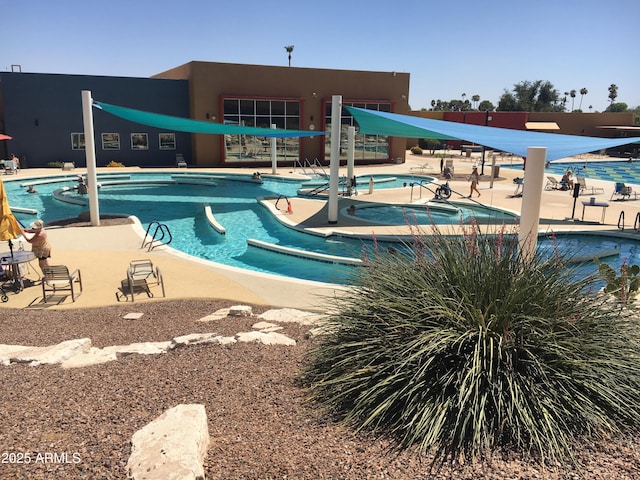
[1,152,639,311]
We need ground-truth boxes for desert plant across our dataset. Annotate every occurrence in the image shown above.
[410,145,423,155]
[105,160,125,168]
[304,225,640,468]
[596,259,640,305]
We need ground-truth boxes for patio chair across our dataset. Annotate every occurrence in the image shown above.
[611,182,638,201]
[576,176,604,196]
[444,158,455,174]
[4,160,17,175]
[176,154,187,168]
[545,176,565,190]
[42,265,83,303]
[116,259,165,302]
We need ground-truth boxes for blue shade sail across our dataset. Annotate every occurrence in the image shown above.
[93,101,326,139]
[347,107,640,161]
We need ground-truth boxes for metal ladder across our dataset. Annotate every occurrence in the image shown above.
[141,221,172,251]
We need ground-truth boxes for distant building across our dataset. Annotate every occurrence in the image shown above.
[410,110,637,155]
[0,62,636,168]
[0,62,410,168]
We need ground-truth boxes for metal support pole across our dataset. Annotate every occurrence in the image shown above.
[81,90,100,226]
[327,95,341,224]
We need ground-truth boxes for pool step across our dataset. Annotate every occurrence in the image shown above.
[247,239,363,266]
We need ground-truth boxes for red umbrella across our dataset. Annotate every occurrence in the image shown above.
[0,134,12,140]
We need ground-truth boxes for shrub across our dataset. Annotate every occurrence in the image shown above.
[304,225,640,468]
[410,145,423,155]
[47,161,63,168]
[596,259,640,305]
[106,160,125,168]
[419,138,442,155]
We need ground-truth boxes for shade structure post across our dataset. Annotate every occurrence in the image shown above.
[270,124,277,174]
[327,95,341,224]
[81,90,100,226]
[346,126,355,196]
[518,146,547,261]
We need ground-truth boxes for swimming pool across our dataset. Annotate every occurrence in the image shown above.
[4,171,639,285]
[352,203,517,226]
[504,160,640,186]
[5,173,429,284]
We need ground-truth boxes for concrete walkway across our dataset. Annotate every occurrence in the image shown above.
[1,154,638,310]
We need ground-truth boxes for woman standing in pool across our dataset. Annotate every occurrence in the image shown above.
[22,220,52,273]
[468,166,481,198]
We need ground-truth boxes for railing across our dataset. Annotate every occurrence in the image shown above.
[618,211,625,231]
[141,221,172,251]
[635,212,640,233]
[299,176,353,197]
[293,158,329,178]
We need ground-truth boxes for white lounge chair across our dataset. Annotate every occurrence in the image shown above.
[42,265,83,303]
[577,176,604,196]
[117,259,165,302]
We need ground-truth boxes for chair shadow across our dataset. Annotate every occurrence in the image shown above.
[27,294,71,308]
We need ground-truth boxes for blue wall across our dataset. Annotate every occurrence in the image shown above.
[0,72,191,168]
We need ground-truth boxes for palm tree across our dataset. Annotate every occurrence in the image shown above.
[608,84,618,105]
[570,89,577,111]
[472,94,480,110]
[284,45,294,67]
[579,87,588,110]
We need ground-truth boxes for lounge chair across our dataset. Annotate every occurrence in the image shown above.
[4,160,17,175]
[544,176,566,190]
[611,182,638,201]
[116,259,165,302]
[42,265,83,303]
[409,163,434,173]
[576,176,604,196]
[444,158,455,174]
[176,154,187,168]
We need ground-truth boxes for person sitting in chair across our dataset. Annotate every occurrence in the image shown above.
[561,170,574,190]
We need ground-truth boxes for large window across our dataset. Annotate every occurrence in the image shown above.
[223,98,301,163]
[324,102,391,162]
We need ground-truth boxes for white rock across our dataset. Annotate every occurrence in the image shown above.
[251,321,283,332]
[257,308,324,325]
[169,333,235,349]
[236,331,296,346]
[10,338,92,366]
[61,347,118,369]
[127,404,209,480]
[197,308,230,322]
[228,305,253,316]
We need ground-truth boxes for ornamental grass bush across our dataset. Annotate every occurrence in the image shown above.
[304,224,640,467]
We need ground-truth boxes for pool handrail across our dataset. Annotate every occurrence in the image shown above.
[141,221,173,251]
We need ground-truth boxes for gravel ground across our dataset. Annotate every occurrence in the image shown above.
[1,299,639,479]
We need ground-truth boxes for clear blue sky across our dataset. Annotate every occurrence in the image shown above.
[2,0,638,113]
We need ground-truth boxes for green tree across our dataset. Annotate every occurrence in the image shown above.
[284,45,294,67]
[608,84,618,105]
[578,87,588,110]
[471,94,480,109]
[478,100,495,111]
[498,80,561,112]
[607,102,628,113]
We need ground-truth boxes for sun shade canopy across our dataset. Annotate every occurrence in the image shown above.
[347,107,640,161]
[525,122,560,130]
[93,101,326,138]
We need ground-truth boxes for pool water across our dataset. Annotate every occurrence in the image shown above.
[354,203,517,225]
[504,160,640,186]
[4,172,639,285]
